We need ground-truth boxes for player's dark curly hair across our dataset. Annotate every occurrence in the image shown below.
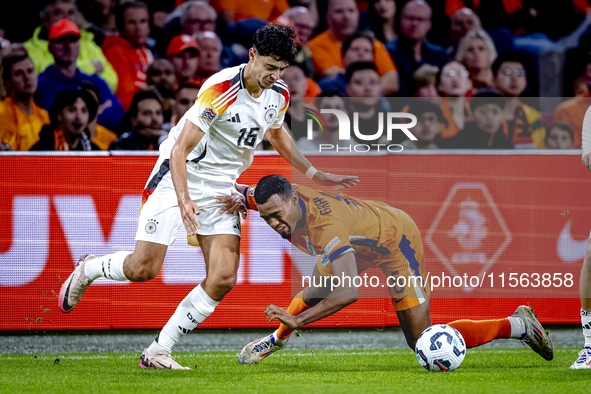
[252,23,298,64]
[254,175,293,205]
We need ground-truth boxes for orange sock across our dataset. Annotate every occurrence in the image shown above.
[447,318,511,348]
[275,290,310,340]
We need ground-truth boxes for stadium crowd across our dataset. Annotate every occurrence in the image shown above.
[0,0,590,151]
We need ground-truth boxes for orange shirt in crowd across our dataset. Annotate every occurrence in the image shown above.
[92,125,119,151]
[211,0,289,22]
[305,78,321,98]
[102,35,154,111]
[308,31,397,77]
[0,97,49,151]
[553,95,591,149]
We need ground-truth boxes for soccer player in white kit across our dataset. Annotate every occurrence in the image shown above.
[572,105,591,369]
[58,24,358,369]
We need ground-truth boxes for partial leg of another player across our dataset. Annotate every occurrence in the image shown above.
[141,234,240,370]
[238,264,330,364]
[59,241,168,313]
[571,237,591,369]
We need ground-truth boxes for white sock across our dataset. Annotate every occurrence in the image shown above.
[147,284,219,353]
[84,251,131,281]
[581,310,591,347]
[271,330,285,345]
[507,316,526,339]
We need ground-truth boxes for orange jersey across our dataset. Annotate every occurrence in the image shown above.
[308,31,397,77]
[246,184,422,271]
[212,0,289,22]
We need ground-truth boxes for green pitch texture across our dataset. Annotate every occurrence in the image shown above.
[0,348,587,393]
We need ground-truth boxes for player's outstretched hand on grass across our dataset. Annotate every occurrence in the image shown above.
[312,171,359,188]
[179,198,200,236]
[265,304,299,328]
[583,152,591,171]
[215,192,247,218]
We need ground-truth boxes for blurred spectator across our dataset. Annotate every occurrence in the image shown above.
[297,91,350,152]
[553,53,591,149]
[449,89,513,149]
[0,49,49,151]
[455,28,497,91]
[411,64,439,97]
[167,34,200,86]
[492,50,545,149]
[36,19,125,132]
[285,0,319,27]
[110,87,166,150]
[401,100,445,149]
[545,121,574,149]
[79,82,118,150]
[30,89,100,151]
[437,60,472,139]
[282,64,320,141]
[368,0,397,45]
[23,0,118,92]
[195,32,222,86]
[213,0,289,23]
[444,0,522,33]
[179,1,217,35]
[147,59,176,123]
[308,0,399,95]
[165,80,200,130]
[317,31,397,97]
[386,0,447,96]
[447,8,481,58]
[102,1,154,110]
[77,0,119,43]
[345,61,393,146]
[280,6,316,77]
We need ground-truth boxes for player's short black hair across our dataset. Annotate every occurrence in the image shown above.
[252,23,298,64]
[255,175,293,205]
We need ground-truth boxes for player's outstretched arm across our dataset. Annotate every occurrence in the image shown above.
[265,126,359,188]
[266,251,359,329]
[170,120,206,236]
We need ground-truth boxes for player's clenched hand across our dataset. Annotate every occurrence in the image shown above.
[312,171,359,188]
[265,304,299,328]
[215,192,247,218]
[583,152,591,171]
[179,198,200,236]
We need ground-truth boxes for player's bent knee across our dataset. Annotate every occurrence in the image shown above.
[125,256,163,282]
[211,274,237,294]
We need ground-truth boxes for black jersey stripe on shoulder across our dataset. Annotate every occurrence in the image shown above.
[271,81,289,94]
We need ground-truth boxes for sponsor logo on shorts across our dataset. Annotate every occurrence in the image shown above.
[145,219,158,234]
[200,107,217,123]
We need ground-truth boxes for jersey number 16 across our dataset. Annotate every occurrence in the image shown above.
[237,127,259,148]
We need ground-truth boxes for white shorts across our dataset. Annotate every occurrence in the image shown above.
[135,159,241,246]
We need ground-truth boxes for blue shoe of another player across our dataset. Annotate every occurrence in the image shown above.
[570,346,591,369]
[238,334,287,364]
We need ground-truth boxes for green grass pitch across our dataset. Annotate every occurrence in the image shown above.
[0,348,588,393]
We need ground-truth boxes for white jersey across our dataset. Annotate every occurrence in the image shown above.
[159,64,290,183]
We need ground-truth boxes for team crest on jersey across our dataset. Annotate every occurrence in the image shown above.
[200,107,217,123]
[264,104,278,124]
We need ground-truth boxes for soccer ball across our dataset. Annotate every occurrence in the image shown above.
[415,324,466,372]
